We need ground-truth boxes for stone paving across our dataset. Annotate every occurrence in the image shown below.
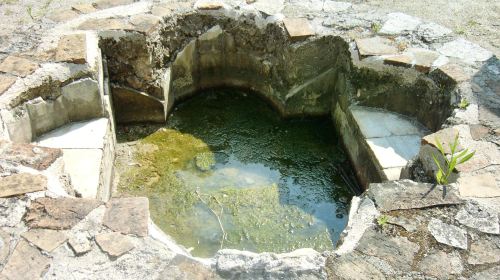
[0,0,498,279]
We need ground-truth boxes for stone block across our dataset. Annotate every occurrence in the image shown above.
[78,18,134,31]
[0,173,47,198]
[0,141,62,170]
[355,37,398,57]
[0,74,16,95]
[0,240,51,280]
[103,197,149,237]
[21,229,68,252]
[26,97,69,138]
[0,56,38,77]
[0,107,32,143]
[282,18,314,41]
[55,34,87,64]
[367,135,421,168]
[379,12,421,35]
[455,201,499,234]
[432,63,469,84]
[428,218,467,250]
[384,55,412,68]
[458,173,500,198]
[96,232,135,258]
[129,14,160,34]
[439,38,493,64]
[194,0,224,10]
[61,79,103,121]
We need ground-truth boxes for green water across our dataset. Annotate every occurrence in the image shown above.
[117,89,354,257]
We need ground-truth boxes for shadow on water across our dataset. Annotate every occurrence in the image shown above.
[118,88,360,257]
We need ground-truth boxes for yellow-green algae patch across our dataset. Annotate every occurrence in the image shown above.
[117,89,354,257]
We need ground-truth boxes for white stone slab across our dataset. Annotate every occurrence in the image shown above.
[352,107,424,138]
[367,135,421,168]
[35,118,108,149]
[380,12,421,35]
[63,148,102,198]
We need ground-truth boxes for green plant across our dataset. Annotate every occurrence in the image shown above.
[432,134,475,185]
[377,215,389,227]
[26,5,34,20]
[458,98,469,109]
[371,22,382,33]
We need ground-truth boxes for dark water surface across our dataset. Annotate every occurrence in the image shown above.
[118,89,354,257]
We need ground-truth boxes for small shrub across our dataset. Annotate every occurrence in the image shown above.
[432,134,475,185]
[371,22,382,33]
[377,215,389,227]
[458,98,469,109]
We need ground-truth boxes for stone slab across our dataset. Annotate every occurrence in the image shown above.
[129,14,160,34]
[439,38,493,64]
[61,79,103,122]
[418,250,463,278]
[68,232,92,255]
[433,63,469,83]
[0,141,62,170]
[194,0,224,10]
[469,124,490,140]
[22,229,68,252]
[62,149,103,199]
[103,197,149,237]
[407,48,440,73]
[282,18,314,41]
[384,55,412,68]
[417,22,452,43]
[96,232,135,258]
[252,0,284,15]
[380,12,422,35]
[0,56,38,77]
[78,18,134,31]
[458,173,500,198]
[24,197,102,230]
[455,201,499,234]
[0,173,47,198]
[158,254,222,280]
[468,238,500,265]
[471,266,500,280]
[355,37,398,57]
[0,229,10,264]
[422,127,462,154]
[55,34,87,64]
[72,4,98,14]
[327,251,385,280]
[0,74,16,95]
[0,240,51,280]
[428,218,467,250]
[367,135,422,168]
[36,118,108,149]
[368,180,462,212]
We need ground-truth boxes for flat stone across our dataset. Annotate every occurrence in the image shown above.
[0,56,38,77]
[368,180,462,212]
[471,265,500,280]
[417,22,452,43]
[129,14,160,34]
[95,232,135,258]
[422,127,462,154]
[0,173,47,198]
[327,251,385,280]
[194,0,224,10]
[458,173,500,198]
[0,229,10,264]
[428,218,468,250]
[384,55,412,68]
[68,231,92,255]
[24,197,102,230]
[252,0,284,15]
[47,9,80,22]
[433,63,470,84]
[61,79,103,121]
[158,254,221,280]
[322,1,352,13]
[22,229,68,252]
[439,38,493,64]
[0,74,16,94]
[151,2,192,17]
[355,37,398,57]
[71,4,98,14]
[0,141,62,170]
[94,0,135,9]
[367,135,422,168]
[55,34,87,64]
[282,18,314,41]
[408,48,440,73]
[470,124,490,140]
[455,201,499,234]
[62,149,103,198]
[103,197,149,237]
[379,12,422,35]
[418,250,463,278]
[387,215,418,232]
[78,18,134,31]
[36,118,108,149]
[0,240,51,280]
[468,238,500,265]
[355,228,419,271]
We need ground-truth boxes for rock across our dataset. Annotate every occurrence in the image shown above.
[215,248,326,279]
[47,9,80,22]
[71,4,98,14]
[68,231,92,255]
[0,74,16,94]
[407,48,440,73]
[55,34,87,64]
[432,63,470,84]
[417,22,452,43]
[387,215,418,232]
[322,1,352,13]
[78,18,134,31]
[24,197,102,230]
[418,250,463,278]
[252,0,284,16]
[21,229,68,252]
[158,254,221,280]
[282,18,315,41]
[458,173,500,198]
[61,79,103,121]
[129,14,160,34]
[367,180,462,212]
[355,228,419,271]
[0,229,10,264]
[0,173,47,198]
[468,238,500,265]
[439,38,493,64]
[194,0,224,10]
[0,141,62,170]
[470,265,500,280]
[428,218,467,250]
[421,127,462,154]
[0,240,51,280]
[379,12,422,35]
[469,124,490,140]
[384,55,412,68]
[94,0,135,9]
[0,198,28,227]
[0,56,38,77]
[455,201,499,234]
[95,232,135,258]
[326,251,385,280]
[102,197,149,237]
[355,37,398,57]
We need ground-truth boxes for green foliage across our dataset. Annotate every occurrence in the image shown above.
[458,98,469,109]
[377,215,389,227]
[371,22,382,33]
[432,134,475,185]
